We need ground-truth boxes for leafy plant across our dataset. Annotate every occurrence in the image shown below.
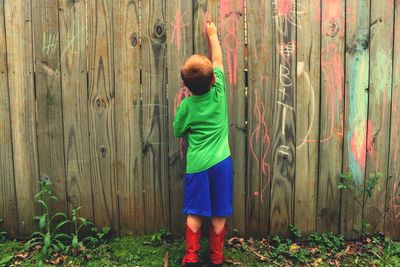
[308,232,345,254]
[147,228,172,246]
[289,224,301,240]
[24,178,70,256]
[338,171,383,236]
[90,225,111,245]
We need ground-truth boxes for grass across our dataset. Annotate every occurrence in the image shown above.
[1,231,399,266]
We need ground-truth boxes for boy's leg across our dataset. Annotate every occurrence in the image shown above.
[210,216,226,234]
[182,170,211,266]
[207,156,233,265]
[208,216,227,266]
[183,215,203,266]
[187,214,202,232]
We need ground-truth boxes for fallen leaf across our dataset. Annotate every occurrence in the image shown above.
[48,255,66,265]
[312,258,322,266]
[224,258,241,265]
[15,251,29,259]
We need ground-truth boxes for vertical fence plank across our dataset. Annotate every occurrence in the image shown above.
[317,0,345,234]
[0,0,18,238]
[364,0,394,234]
[294,0,320,236]
[33,0,68,220]
[141,0,169,233]
[269,0,298,237]
[87,0,118,231]
[385,0,400,240]
[59,0,93,222]
[166,0,193,235]
[193,0,218,56]
[246,0,273,237]
[113,0,144,235]
[220,0,246,236]
[4,0,39,238]
[341,0,370,239]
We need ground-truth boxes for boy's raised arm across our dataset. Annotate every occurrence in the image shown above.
[206,22,223,71]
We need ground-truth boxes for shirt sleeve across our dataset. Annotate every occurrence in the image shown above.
[173,101,189,137]
[212,66,226,95]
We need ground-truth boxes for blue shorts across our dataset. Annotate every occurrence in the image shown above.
[182,156,233,217]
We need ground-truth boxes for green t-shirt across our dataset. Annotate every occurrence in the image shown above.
[173,66,230,173]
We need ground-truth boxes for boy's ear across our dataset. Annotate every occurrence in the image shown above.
[211,74,216,85]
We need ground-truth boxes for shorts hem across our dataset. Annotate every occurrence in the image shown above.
[182,208,212,217]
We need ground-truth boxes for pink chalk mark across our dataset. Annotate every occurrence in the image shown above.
[223,16,239,86]
[302,44,344,144]
[367,119,375,160]
[170,9,189,50]
[200,9,211,34]
[321,0,345,37]
[276,0,292,16]
[350,124,367,169]
[249,89,271,203]
[220,0,232,32]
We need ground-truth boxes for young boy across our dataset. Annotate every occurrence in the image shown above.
[173,21,233,267]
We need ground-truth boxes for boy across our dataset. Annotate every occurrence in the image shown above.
[173,21,233,267]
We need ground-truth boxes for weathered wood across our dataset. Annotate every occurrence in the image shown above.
[87,0,118,231]
[385,0,400,240]
[317,0,345,234]
[363,0,394,235]
[193,0,218,56]
[4,0,40,238]
[220,0,246,236]
[141,0,169,233]
[0,0,18,238]
[33,0,68,221]
[58,0,94,222]
[294,0,320,237]
[341,0,370,239]
[166,0,193,236]
[246,0,273,237]
[269,0,297,237]
[113,0,144,235]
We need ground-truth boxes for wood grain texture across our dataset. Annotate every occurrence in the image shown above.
[113,0,144,235]
[364,0,394,234]
[166,0,193,236]
[385,0,400,240]
[317,0,345,234]
[341,0,370,239]
[141,0,169,233]
[87,0,118,231]
[58,0,94,222]
[269,0,297,237]
[4,0,40,238]
[246,0,273,237]
[294,0,320,237]
[0,0,18,238]
[220,0,246,236]
[193,0,218,56]
[33,0,68,221]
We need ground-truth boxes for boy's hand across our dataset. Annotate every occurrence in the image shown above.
[206,21,223,70]
[206,21,217,37]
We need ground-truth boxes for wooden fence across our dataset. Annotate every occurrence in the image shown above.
[0,0,399,240]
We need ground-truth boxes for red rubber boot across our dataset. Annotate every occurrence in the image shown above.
[208,224,227,266]
[182,224,201,266]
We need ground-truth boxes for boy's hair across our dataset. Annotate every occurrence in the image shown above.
[180,54,214,95]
